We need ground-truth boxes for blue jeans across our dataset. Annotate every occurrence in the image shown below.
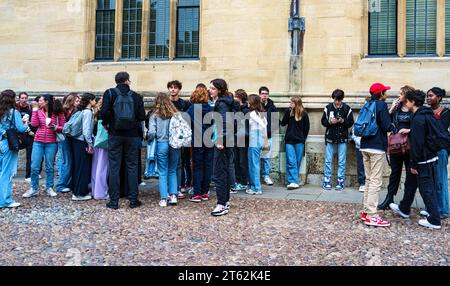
[261,138,272,177]
[285,143,305,185]
[0,149,19,207]
[156,141,180,199]
[56,139,72,191]
[249,146,263,192]
[437,149,449,217]
[31,142,58,190]
[324,143,347,179]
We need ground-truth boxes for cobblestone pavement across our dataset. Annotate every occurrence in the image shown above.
[0,182,448,266]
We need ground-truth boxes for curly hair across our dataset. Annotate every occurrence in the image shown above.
[191,86,209,104]
[153,93,178,120]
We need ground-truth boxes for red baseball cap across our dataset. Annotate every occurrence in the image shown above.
[370,83,391,94]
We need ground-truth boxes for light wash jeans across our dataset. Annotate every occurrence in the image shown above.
[286,143,305,185]
[261,138,272,177]
[437,149,449,217]
[249,130,264,192]
[156,141,180,199]
[56,139,72,191]
[324,142,347,180]
[145,140,158,177]
[31,142,58,191]
[0,149,19,207]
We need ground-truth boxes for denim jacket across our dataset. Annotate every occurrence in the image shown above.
[0,109,28,154]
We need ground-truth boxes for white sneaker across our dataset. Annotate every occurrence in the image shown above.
[389,203,410,218]
[23,188,38,198]
[358,185,365,193]
[420,210,430,217]
[39,175,42,179]
[287,183,299,190]
[71,194,92,201]
[264,176,273,185]
[169,194,177,205]
[246,189,257,195]
[139,182,146,186]
[418,219,441,230]
[7,202,21,208]
[159,199,167,207]
[46,188,57,197]
[24,177,31,183]
[211,204,229,216]
[60,188,71,193]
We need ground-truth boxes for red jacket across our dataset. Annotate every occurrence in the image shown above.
[31,109,66,144]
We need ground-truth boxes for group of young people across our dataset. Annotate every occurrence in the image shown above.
[321,83,449,229]
[0,73,448,228]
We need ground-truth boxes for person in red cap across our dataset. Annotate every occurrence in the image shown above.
[359,83,395,227]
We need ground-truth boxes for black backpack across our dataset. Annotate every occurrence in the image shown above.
[425,113,450,154]
[111,88,136,131]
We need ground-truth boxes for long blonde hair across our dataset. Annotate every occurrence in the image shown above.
[290,96,305,121]
[153,93,178,120]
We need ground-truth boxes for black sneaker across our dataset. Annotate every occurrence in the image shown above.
[143,175,151,180]
[130,201,142,209]
[106,202,119,210]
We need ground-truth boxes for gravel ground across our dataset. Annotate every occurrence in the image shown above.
[0,182,448,266]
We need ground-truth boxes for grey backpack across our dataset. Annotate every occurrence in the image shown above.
[62,111,83,137]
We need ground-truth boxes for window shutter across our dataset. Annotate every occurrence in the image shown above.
[406,0,437,55]
[369,0,397,55]
[122,0,143,59]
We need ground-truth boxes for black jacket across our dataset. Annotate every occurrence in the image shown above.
[281,109,310,145]
[213,95,237,146]
[321,102,354,144]
[99,83,146,137]
[410,106,439,169]
[186,103,213,146]
[263,99,278,139]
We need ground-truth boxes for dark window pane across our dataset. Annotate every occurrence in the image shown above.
[446,0,450,54]
[406,0,437,55]
[122,0,143,59]
[176,4,199,58]
[148,0,170,59]
[95,0,116,60]
[368,0,397,55]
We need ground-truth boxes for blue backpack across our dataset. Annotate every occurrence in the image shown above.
[353,101,378,137]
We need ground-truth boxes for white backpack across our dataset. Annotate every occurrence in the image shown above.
[169,113,192,149]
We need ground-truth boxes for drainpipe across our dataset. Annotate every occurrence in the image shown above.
[288,0,305,93]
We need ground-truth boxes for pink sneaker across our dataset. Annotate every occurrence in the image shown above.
[364,215,391,227]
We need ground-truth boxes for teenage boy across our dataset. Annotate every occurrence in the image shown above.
[389,89,442,229]
[259,86,277,185]
[320,89,354,191]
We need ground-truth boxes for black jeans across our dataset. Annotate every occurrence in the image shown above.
[72,139,92,197]
[192,146,214,196]
[109,135,140,205]
[387,153,416,196]
[180,147,192,187]
[356,149,365,186]
[399,161,441,226]
[213,147,233,206]
[234,146,249,185]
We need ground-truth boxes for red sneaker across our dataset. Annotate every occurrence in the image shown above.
[360,212,367,221]
[189,195,202,203]
[364,215,391,227]
[201,194,209,201]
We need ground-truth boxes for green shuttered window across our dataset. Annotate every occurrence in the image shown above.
[177,0,200,58]
[406,0,437,55]
[369,0,398,55]
[95,0,116,60]
[149,0,170,59]
[122,0,143,59]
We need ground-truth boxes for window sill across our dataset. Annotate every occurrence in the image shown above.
[362,56,450,64]
[82,59,201,72]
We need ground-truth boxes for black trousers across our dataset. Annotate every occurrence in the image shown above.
[387,153,417,196]
[180,147,192,187]
[213,147,233,206]
[192,147,214,196]
[399,162,441,226]
[234,146,249,185]
[72,139,92,197]
[109,135,140,205]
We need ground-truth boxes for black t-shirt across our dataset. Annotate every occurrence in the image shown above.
[172,98,190,112]
[395,109,412,130]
